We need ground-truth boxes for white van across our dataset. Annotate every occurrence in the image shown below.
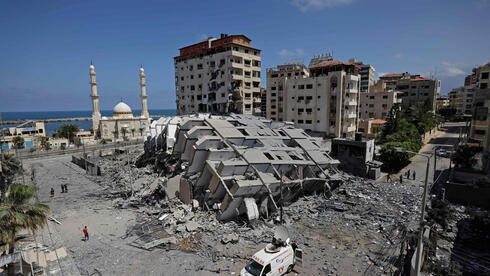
[240,239,302,276]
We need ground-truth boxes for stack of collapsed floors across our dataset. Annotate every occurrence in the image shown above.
[145,114,342,221]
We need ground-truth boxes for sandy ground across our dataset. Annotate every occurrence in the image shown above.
[24,155,235,276]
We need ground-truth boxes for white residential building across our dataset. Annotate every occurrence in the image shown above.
[284,58,360,138]
[266,64,309,121]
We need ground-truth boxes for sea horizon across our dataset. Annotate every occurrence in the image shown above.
[0,109,177,135]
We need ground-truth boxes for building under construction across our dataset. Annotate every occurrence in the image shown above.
[144,114,343,221]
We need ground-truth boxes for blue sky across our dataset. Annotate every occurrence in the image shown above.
[0,0,489,112]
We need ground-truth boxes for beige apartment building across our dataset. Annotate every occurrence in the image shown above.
[284,58,360,138]
[174,34,261,115]
[266,64,309,121]
[359,80,402,120]
[470,99,490,151]
[448,86,476,115]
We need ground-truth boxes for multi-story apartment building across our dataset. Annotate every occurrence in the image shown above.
[465,62,490,89]
[379,73,411,91]
[359,89,402,120]
[448,86,476,115]
[397,76,440,112]
[260,88,267,117]
[379,73,440,112]
[174,34,261,115]
[265,64,309,121]
[349,59,375,93]
[470,99,490,152]
[436,96,449,112]
[284,58,360,138]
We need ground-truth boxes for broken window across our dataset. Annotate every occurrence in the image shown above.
[264,152,274,160]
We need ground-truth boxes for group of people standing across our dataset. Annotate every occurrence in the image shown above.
[386,169,416,183]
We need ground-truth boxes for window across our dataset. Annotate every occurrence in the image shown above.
[181,77,184,81]
[382,104,387,109]
[197,64,203,69]
[481,83,488,89]
[298,85,305,90]
[264,152,274,160]
[306,108,312,113]
[382,95,388,99]
[298,96,304,100]
[306,96,313,100]
[190,75,194,79]
[190,85,195,91]
[369,104,374,108]
[482,72,489,79]
[475,130,486,135]
[271,86,276,90]
[306,120,312,124]
[369,112,374,117]
[369,96,374,99]
[306,84,313,89]
[297,120,304,124]
[317,108,320,111]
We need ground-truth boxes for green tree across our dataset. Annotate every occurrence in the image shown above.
[131,128,136,137]
[438,106,457,118]
[452,144,482,170]
[12,136,25,149]
[0,184,49,275]
[0,154,21,198]
[139,128,144,137]
[39,136,51,151]
[56,124,80,143]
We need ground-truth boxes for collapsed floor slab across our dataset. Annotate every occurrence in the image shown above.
[143,114,343,221]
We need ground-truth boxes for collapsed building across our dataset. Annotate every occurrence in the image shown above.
[143,114,344,221]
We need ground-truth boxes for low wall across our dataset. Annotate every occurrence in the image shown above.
[71,155,101,176]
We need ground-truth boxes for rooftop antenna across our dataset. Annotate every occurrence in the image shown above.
[91,60,93,65]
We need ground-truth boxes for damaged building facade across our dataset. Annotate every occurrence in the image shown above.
[144,114,342,221]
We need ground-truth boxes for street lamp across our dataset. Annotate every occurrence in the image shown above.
[394,147,431,275]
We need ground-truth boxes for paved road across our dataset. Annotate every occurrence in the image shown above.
[396,122,466,188]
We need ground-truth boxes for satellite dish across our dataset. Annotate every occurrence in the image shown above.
[274,225,290,242]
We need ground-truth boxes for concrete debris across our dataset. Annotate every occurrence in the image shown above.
[140,114,345,221]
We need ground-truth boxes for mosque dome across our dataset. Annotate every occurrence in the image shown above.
[113,101,133,117]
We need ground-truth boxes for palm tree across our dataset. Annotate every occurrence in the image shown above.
[0,184,49,275]
[131,128,136,137]
[121,128,128,141]
[0,154,21,198]
[139,128,144,137]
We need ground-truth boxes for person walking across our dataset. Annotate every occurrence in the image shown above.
[386,174,392,183]
[83,226,89,241]
[50,187,55,197]
[412,171,416,180]
[406,169,411,179]
[399,174,403,184]
[64,184,68,193]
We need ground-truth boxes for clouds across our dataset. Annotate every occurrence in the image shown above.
[441,62,466,77]
[290,0,353,12]
[278,48,305,57]
[394,53,403,59]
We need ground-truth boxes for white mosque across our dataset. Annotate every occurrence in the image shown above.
[89,63,150,141]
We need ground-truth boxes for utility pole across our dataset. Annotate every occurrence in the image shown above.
[433,147,438,182]
[82,141,88,174]
[280,171,283,224]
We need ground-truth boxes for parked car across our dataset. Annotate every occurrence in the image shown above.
[437,148,449,157]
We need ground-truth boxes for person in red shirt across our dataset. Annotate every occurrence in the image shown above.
[83,226,89,241]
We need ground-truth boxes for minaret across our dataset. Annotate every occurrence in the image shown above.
[139,65,150,118]
[90,62,101,136]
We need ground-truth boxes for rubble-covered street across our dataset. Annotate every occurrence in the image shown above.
[20,143,426,275]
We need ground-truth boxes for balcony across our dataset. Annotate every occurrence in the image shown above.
[346,75,359,82]
[346,99,357,106]
[345,111,356,119]
[344,125,356,132]
[346,87,358,93]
